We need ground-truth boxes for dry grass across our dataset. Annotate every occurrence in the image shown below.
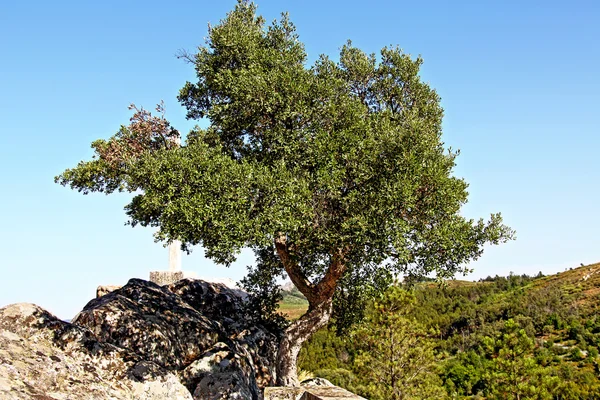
[278,302,308,320]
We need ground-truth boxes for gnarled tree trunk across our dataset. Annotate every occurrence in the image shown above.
[274,234,348,386]
[276,299,332,386]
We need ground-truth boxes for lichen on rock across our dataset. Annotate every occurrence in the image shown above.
[0,302,192,400]
[0,278,280,400]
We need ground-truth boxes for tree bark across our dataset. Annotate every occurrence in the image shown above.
[273,234,349,386]
[276,299,333,386]
[274,234,318,303]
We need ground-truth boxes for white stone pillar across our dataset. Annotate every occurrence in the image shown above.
[169,240,182,272]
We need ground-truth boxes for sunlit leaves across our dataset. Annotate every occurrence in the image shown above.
[57,0,514,328]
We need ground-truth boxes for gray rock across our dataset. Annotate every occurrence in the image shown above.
[301,377,335,387]
[1,278,280,400]
[265,380,366,400]
[182,342,257,400]
[74,278,279,399]
[74,279,222,371]
[0,302,192,400]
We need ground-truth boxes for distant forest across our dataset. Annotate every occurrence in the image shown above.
[296,263,600,399]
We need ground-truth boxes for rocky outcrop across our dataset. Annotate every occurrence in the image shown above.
[0,302,192,400]
[0,278,280,400]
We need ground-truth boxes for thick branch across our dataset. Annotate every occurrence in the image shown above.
[315,247,349,301]
[274,234,318,304]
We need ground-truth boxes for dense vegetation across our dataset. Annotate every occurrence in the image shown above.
[295,262,600,399]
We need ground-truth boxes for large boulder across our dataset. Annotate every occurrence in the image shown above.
[0,278,280,400]
[74,278,279,399]
[0,302,192,400]
[74,279,223,370]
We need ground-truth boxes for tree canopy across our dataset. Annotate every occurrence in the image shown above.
[56,0,514,385]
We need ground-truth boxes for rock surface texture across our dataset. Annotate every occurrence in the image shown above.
[0,278,279,400]
[0,302,192,400]
[264,378,367,400]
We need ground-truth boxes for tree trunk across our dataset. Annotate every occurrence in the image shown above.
[273,234,348,386]
[276,299,333,386]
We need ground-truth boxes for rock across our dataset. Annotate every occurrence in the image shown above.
[265,380,366,400]
[96,285,122,298]
[74,279,222,371]
[166,279,278,388]
[1,278,280,400]
[196,276,245,292]
[74,278,279,399]
[182,342,257,400]
[132,374,193,400]
[0,303,192,400]
[166,279,249,328]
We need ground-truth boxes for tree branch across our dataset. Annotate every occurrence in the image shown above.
[315,246,349,301]
[274,233,318,304]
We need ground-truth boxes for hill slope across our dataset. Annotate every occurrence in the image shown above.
[297,262,600,399]
[278,284,308,320]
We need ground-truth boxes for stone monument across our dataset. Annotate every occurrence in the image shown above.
[169,239,182,272]
[149,239,198,286]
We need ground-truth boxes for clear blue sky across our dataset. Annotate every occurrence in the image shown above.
[1,0,598,319]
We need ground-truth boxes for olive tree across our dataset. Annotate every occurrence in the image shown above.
[56,1,513,386]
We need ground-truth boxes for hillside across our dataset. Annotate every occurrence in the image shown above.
[278,284,309,320]
[280,262,600,322]
[296,262,600,399]
[533,262,600,309]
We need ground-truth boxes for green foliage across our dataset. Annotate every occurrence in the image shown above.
[56,103,180,195]
[350,287,447,399]
[239,246,288,332]
[301,264,600,399]
[312,368,356,389]
[298,328,351,372]
[301,287,447,399]
[482,319,549,399]
[56,1,513,332]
